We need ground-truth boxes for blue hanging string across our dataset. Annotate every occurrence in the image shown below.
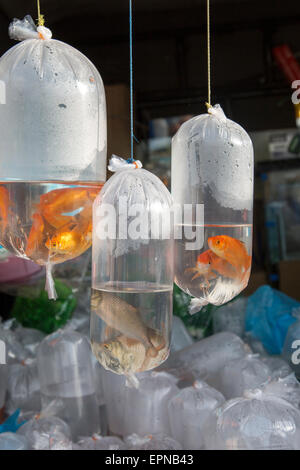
[129,0,134,162]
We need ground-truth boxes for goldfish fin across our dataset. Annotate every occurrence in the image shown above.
[148,327,166,354]
[185,267,204,281]
[191,271,203,281]
[235,238,247,249]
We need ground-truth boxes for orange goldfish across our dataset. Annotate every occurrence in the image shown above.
[45,226,87,255]
[26,213,45,257]
[185,249,237,285]
[46,231,80,254]
[38,186,102,229]
[45,215,93,259]
[208,235,251,278]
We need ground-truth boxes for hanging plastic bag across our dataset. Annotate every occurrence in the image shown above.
[172,105,253,312]
[90,155,174,384]
[0,15,107,300]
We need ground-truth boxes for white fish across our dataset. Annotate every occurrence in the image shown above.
[91,291,160,359]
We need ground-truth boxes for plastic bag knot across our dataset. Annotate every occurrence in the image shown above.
[9,15,52,42]
[108,154,143,172]
[207,103,227,123]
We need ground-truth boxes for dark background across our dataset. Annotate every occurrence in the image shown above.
[0,0,299,133]
[0,0,299,313]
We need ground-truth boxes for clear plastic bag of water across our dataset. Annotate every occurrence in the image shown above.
[0,16,107,299]
[91,163,174,381]
[172,105,253,309]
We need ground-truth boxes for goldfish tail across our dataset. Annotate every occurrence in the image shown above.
[191,271,203,281]
[185,267,205,281]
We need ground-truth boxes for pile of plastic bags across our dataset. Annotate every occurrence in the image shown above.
[0,284,300,450]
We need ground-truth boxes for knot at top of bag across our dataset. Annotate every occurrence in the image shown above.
[9,15,52,42]
[206,103,227,123]
[108,155,143,172]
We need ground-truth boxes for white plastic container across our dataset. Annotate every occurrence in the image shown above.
[121,371,179,437]
[100,368,178,437]
[168,380,225,450]
[91,161,174,380]
[37,329,100,440]
[17,414,72,450]
[6,359,41,414]
[161,332,249,389]
[204,390,300,450]
[260,373,300,409]
[0,16,107,298]
[100,367,127,436]
[0,432,29,450]
[172,105,253,308]
[218,354,271,399]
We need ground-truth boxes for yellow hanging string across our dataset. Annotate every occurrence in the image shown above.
[206,0,212,110]
[37,0,45,26]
